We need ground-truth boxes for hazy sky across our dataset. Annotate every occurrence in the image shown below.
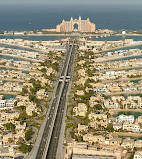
[1,0,142,5]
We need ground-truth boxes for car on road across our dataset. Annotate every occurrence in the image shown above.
[59,76,64,82]
[65,76,70,82]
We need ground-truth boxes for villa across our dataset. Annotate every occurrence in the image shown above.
[117,114,135,123]
[134,151,142,159]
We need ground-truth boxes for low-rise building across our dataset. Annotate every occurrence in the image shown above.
[76,90,84,96]
[73,103,87,117]
[89,113,107,120]
[0,99,17,109]
[123,122,141,132]
[0,100,6,108]
[134,151,142,159]
[2,132,13,145]
[136,116,142,124]
[77,124,88,134]
[0,147,15,158]
[117,114,134,123]
[83,134,105,145]
[65,140,127,159]
[15,121,26,131]
[113,123,122,131]
[89,96,103,108]
[104,100,120,109]
[0,95,4,100]
[26,102,37,116]
[0,111,19,121]
[121,138,134,150]
[36,89,47,99]
[6,99,17,108]
[109,137,122,147]
[134,140,142,148]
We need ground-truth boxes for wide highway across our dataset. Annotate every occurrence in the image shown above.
[35,81,62,158]
[46,44,76,159]
[46,82,69,159]
[34,41,75,159]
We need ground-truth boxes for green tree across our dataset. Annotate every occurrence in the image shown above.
[106,123,114,132]
[25,128,33,141]
[40,68,46,73]
[129,152,135,159]
[52,62,59,72]
[94,104,102,110]
[29,94,38,103]
[29,78,36,84]
[4,123,16,133]
[18,142,32,154]
[18,112,27,124]
[21,87,28,95]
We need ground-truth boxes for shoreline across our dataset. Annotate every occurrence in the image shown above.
[100,66,142,72]
[105,90,142,96]
[95,53,142,62]
[97,42,142,55]
[0,42,49,55]
[109,109,142,115]
[0,33,112,37]
[1,33,142,37]
[116,34,142,36]
[0,65,32,72]
[0,91,18,95]
[0,53,41,62]
[0,77,24,82]
[112,132,142,138]
[101,77,142,83]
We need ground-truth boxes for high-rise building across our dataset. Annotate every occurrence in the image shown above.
[43,16,96,33]
[56,16,96,32]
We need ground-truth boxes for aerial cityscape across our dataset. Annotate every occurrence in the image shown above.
[0,0,142,159]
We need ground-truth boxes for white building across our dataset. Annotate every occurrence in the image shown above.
[134,151,142,159]
[104,100,120,109]
[0,99,17,109]
[14,32,25,35]
[6,100,17,108]
[117,114,134,123]
[123,122,141,133]
[0,100,6,108]
[106,71,117,76]
[113,123,122,131]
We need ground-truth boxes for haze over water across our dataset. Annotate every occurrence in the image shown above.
[0,3,142,31]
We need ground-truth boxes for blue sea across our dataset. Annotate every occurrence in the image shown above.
[0,4,142,31]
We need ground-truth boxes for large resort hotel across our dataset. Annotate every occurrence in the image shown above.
[43,16,96,32]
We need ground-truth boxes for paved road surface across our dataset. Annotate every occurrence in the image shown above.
[34,42,75,159]
[46,44,76,159]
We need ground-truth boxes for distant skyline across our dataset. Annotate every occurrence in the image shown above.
[1,0,142,5]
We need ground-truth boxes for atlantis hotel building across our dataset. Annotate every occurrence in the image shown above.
[43,16,96,33]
